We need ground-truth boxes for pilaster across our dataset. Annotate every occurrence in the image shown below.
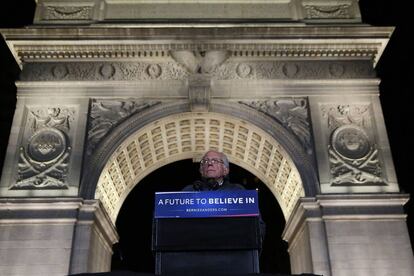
[309,93,399,194]
[0,95,89,197]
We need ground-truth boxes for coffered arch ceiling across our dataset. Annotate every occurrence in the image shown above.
[94,111,309,223]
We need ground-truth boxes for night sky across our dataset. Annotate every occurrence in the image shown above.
[0,0,412,274]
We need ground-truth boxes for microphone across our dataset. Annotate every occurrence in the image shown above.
[192,179,219,191]
[206,178,219,190]
[192,180,205,191]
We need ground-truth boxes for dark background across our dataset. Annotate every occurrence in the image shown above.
[0,0,412,274]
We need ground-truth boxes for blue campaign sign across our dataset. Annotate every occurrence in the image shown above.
[154,190,259,218]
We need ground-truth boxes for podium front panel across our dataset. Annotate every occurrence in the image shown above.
[155,250,259,275]
[152,191,261,274]
[152,217,261,251]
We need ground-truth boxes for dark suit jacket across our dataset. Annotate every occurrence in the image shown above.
[182,178,266,248]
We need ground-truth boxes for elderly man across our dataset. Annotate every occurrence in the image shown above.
[183,150,266,247]
[183,150,244,191]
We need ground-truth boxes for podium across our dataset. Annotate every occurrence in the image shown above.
[152,191,261,275]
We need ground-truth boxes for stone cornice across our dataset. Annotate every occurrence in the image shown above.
[1,26,394,39]
[282,193,410,242]
[0,197,119,243]
[1,26,394,67]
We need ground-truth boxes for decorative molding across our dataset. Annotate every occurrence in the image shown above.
[13,107,75,189]
[87,100,161,157]
[240,99,313,155]
[42,6,93,20]
[21,60,374,81]
[21,62,189,81]
[14,42,381,64]
[213,60,373,80]
[2,26,392,68]
[321,104,384,186]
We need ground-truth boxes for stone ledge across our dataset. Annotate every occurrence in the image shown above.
[1,26,393,68]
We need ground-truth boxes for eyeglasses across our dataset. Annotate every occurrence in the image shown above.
[200,158,224,166]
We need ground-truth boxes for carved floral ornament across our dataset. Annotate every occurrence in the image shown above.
[322,104,384,186]
[43,6,93,20]
[20,60,374,82]
[303,4,352,19]
[12,107,75,190]
[21,62,189,81]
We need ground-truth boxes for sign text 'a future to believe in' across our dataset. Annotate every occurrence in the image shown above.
[154,190,259,218]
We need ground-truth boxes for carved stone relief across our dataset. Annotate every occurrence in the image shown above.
[236,63,252,78]
[20,62,189,81]
[99,64,116,79]
[13,107,75,189]
[21,60,373,82]
[146,64,162,79]
[321,104,384,186]
[213,60,373,80]
[42,6,93,20]
[33,0,362,24]
[282,63,300,78]
[170,50,230,74]
[240,99,313,156]
[303,4,352,19]
[87,100,161,157]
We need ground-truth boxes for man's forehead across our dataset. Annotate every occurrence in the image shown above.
[203,151,222,159]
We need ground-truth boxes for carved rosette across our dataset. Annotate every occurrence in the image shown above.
[321,104,384,186]
[20,62,189,81]
[87,99,161,156]
[240,99,313,155]
[20,61,374,82]
[13,107,75,189]
[236,63,252,78]
[212,60,373,80]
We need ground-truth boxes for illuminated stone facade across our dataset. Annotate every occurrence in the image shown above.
[0,1,413,275]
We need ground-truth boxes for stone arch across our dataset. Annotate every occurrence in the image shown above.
[81,101,318,223]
